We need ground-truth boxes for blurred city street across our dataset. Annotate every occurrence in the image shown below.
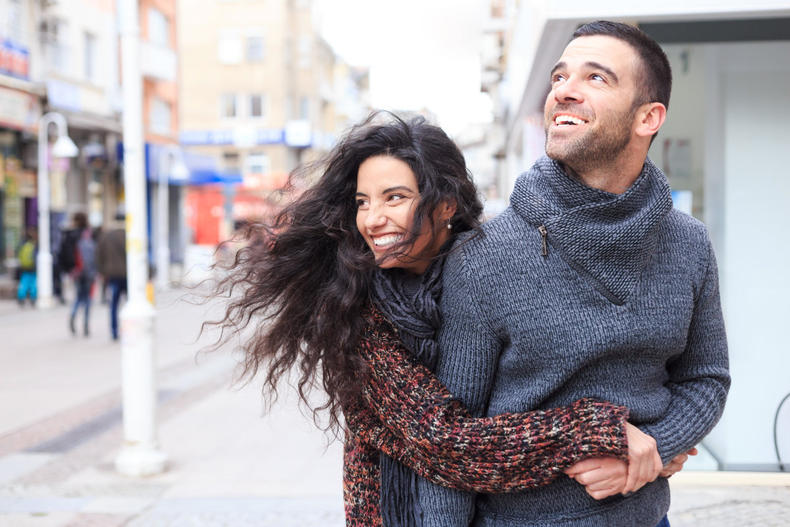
[0,287,788,526]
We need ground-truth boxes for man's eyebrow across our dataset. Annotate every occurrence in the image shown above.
[585,61,619,84]
[550,61,566,77]
[549,61,619,84]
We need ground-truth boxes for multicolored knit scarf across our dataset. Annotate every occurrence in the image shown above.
[370,251,447,527]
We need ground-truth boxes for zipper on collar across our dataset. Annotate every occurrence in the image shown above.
[537,225,548,257]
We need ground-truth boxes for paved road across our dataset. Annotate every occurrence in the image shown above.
[0,288,788,526]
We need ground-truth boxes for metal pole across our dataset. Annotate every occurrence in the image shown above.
[156,149,170,290]
[35,114,55,309]
[115,0,167,477]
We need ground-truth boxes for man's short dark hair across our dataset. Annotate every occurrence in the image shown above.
[573,20,672,110]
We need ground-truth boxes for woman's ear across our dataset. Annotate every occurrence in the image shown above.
[441,199,457,222]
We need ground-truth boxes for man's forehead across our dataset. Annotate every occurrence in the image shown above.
[555,35,638,72]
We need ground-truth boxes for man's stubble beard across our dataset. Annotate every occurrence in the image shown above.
[545,105,636,174]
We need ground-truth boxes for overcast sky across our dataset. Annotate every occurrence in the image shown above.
[314,0,492,135]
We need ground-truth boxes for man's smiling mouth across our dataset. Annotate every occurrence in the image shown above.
[554,114,588,126]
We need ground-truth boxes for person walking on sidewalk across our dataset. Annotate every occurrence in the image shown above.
[16,228,37,307]
[69,215,97,337]
[97,216,127,340]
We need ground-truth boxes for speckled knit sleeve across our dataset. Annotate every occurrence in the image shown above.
[347,310,629,484]
[341,307,629,524]
[639,236,730,463]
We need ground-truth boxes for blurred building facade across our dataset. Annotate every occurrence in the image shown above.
[0,0,187,290]
[487,1,790,471]
[177,0,369,250]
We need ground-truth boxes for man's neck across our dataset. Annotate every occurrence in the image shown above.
[565,154,647,195]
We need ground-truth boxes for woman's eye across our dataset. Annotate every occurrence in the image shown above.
[356,199,368,209]
[388,194,406,203]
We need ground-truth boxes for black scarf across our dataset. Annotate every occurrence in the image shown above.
[370,253,446,527]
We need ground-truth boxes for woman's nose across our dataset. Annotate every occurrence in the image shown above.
[365,206,387,229]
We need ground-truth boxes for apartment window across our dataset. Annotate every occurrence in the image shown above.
[249,94,265,118]
[150,97,172,135]
[298,36,312,68]
[46,19,70,74]
[218,31,243,64]
[246,35,265,62]
[223,151,240,172]
[148,8,170,47]
[220,93,237,118]
[5,0,24,42]
[83,32,96,81]
[299,96,310,120]
[245,152,270,175]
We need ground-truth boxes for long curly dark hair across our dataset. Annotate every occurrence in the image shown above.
[209,111,483,432]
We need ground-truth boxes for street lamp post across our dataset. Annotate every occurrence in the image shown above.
[115,0,167,477]
[36,112,78,309]
[156,147,188,291]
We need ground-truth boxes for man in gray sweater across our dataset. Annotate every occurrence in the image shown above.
[418,21,730,526]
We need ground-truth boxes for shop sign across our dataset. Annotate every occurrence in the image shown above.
[0,39,30,80]
[0,85,40,132]
[179,128,284,146]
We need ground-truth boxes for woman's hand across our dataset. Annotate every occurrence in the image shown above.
[660,447,698,478]
[622,422,662,494]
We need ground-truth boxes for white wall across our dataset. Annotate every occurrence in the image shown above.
[709,42,790,470]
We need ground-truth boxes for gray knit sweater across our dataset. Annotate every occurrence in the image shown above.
[417,156,730,526]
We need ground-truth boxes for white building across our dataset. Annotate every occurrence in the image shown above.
[497,1,790,471]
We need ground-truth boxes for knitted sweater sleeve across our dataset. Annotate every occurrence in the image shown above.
[640,237,730,464]
[409,245,504,525]
[346,313,629,493]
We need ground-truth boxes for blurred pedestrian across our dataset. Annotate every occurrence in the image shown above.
[97,216,127,340]
[16,228,37,307]
[69,214,97,337]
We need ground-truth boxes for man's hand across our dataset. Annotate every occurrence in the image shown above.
[565,458,627,500]
[622,422,662,494]
[660,447,698,478]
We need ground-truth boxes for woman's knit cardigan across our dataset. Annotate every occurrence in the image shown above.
[343,308,630,526]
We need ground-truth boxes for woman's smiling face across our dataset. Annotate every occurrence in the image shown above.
[355,155,452,274]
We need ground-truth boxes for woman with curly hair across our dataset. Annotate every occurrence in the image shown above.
[211,112,686,526]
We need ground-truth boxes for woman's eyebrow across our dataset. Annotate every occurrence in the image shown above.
[382,185,414,194]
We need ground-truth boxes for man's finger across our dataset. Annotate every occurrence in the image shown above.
[564,459,603,476]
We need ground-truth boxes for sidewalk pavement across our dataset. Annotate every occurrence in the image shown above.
[1,288,789,526]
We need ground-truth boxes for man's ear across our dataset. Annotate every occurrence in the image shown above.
[634,102,666,138]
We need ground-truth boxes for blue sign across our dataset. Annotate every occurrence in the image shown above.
[0,39,30,80]
[179,128,285,146]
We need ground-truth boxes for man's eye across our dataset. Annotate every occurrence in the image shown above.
[590,73,605,82]
[551,74,565,84]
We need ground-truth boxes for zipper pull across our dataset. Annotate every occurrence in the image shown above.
[537,225,548,257]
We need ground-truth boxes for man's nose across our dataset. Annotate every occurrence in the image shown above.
[553,76,583,103]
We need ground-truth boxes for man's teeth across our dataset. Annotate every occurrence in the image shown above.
[373,234,402,247]
[555,115,586,126]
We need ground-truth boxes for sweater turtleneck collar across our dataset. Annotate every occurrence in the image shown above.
[510,155,673,305]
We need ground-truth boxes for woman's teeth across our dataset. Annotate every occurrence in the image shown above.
[373,234,402,247]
